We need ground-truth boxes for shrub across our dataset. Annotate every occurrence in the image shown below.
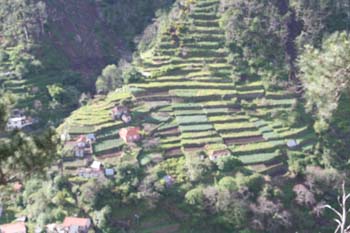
[216,156,242,172]
[123,66,143,84]
[218,177,237,191]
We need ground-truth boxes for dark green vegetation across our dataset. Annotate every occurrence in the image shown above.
[1,0,350,232]
[0,0,173,127]
[0,93,59,185]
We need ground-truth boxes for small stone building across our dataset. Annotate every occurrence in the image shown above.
[111,106,129,120]
[205,144,231,161]
[74,135,87,158]
[121,114,132,124]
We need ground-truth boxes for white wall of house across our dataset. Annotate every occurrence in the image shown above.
[6,117,25,130]
[6,116,33,131]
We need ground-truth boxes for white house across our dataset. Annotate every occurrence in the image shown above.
[105,168,115,176]
[90,161,102,171]
[6,116,33,131]
[287,139,298,149]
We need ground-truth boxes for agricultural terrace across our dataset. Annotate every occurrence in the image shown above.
[59,0,316,178]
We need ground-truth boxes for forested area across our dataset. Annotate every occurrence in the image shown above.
[0,0,350,232]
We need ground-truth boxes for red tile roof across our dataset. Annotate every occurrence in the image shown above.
[62,217,90,228]
[13,182,23,192]
[76,135,87,143]
[119,127,141,142]
[0,222,26,233]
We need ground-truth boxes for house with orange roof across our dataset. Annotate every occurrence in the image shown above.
[0,222,26,233]
[62,217,91,233]
[119,127,141,143]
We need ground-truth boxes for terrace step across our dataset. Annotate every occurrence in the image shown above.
[193,19,220,27]
[182,34,225,42]
[158,48,228,57]
[196,0,220,8]
[164,147,183,158]
[193,2,218,12]
[232,140,284,156]
[261,163,288,176]
[159,42,224,50]
[238,152,281,165]
[188,27,224,35]
[224,136,266,146]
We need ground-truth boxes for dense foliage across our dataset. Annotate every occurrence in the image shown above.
[0,94,59,185]
[0,0,350,233]
[96,0,174,46]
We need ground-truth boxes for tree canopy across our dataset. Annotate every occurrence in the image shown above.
[299,32,350,132]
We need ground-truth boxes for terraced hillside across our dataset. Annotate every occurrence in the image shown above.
[59,0,316,175]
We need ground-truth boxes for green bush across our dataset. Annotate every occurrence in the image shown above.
[216,156,242,172]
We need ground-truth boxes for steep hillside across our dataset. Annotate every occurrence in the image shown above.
[44,0,127,77]
[0,0,172,127]
[2,0,350,232]
[60,0,316,176]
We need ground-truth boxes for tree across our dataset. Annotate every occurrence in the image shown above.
[299,32,350,132]
[93,206,112,233]
[323,181,350,233]
[250,196,292,233]
[292,0,350,47]
[78,178,113,211]
[218,177,237,191]
[96,64,123,94]
[220,0,290,85]
[47,84,65,102]
[95,0,172,43]
[123,66,142,84]
[185,153,211,182]
[0,92,12,132]
[0,0,47,45]
[0,101,59,185]
[0,129,59,184]
[47,84,79,108]
[215,156,242,172]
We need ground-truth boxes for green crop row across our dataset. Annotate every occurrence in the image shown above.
[160,136,181,144]
[173,102,202,109]
[181,136,223,145]
[209,114,249,123]
[238,152,279,164]
[204,107,229,114]
[160,142,182,150]
[279,126,309,138]
[232,141,277,154]
[220,130,262,139]
[214,121,256,131]
[176,115,209,125]
[93,138,124,154]
[181,130,218,139]
[174,109,205,116]
[179,124,214,132]
[134,81,234,89]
